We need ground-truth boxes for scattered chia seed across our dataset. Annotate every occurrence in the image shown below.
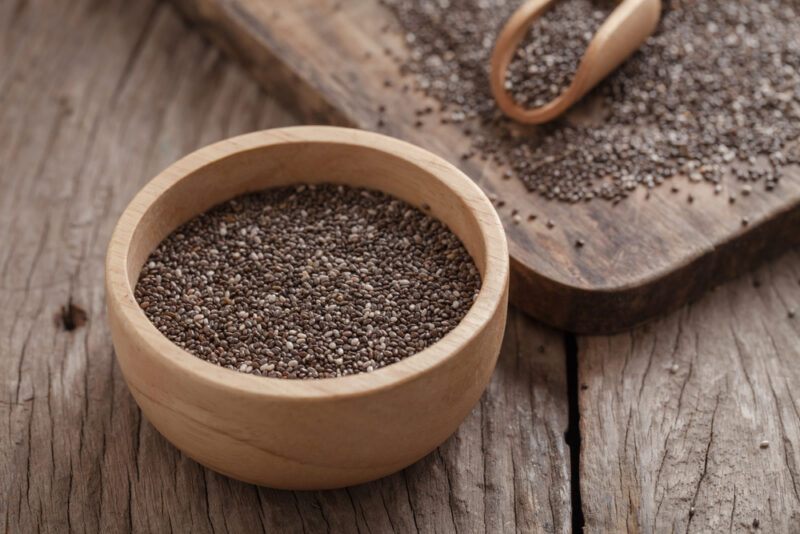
[135,184,481,379]
[381,0,800,203]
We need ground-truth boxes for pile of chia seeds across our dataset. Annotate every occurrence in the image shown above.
[381,0,800,203]
[135,185,481,379]
[505,0,611,108]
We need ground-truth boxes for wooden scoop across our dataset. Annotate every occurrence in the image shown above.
[490,0,661,124]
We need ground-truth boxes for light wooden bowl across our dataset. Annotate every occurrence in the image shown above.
[105,126,509,490]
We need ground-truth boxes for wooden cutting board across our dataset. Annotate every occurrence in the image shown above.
[169,0,800,334]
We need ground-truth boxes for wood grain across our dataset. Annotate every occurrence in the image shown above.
[168,0,800,334]
[0,0,570,530]
[579,247,800,532]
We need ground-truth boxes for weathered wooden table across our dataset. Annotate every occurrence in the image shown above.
[2,1,798,532]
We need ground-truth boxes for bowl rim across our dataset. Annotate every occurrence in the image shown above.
[106,126,509,400]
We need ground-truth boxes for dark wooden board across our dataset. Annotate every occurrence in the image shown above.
[579,248,800,532]
[168,0,800,334]
[0,0,571,531]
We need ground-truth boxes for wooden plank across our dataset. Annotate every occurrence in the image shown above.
[167,0,800,334]
[579,248,800,532]
[0,1,571,531]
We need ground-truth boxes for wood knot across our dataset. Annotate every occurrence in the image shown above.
[59,300,87,331]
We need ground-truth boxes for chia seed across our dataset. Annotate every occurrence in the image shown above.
[135,184,481,379]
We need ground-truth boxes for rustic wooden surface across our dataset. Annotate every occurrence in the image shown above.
[4,0,800,532]
[167,0,800,335]
[579,249,800,532]
[0,0,570,532]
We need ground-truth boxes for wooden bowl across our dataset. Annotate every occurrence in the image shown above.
[105,126,509,490]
